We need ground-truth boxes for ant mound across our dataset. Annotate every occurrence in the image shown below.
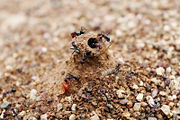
[39,31,118,97]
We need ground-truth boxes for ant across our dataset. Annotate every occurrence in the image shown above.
[71,27,86,38]
[126,71,135,79]
[65,73,79,81]
[115,63,121,75]
[100,89,110,104]
[70,41,80,54]
[62,74,79,92]
[81,50,91,63]
[97,32,110,42]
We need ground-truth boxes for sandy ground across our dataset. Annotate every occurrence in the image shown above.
[0,0,180,120]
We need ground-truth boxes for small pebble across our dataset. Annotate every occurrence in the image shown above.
[69,114,76,120]
[166,67,171,73]
[18,111,26,117]
[0,101,10,109]
[116,89,125,98]
[148,117,157,120]
[156,67,165,75]
[161,105,170,115]
[30,89,37,100]
[132,84,139,89]
[139,81,144,86]
[136,93,143,102]
[71,104,77,111]
[133,103,141,111]
[146,96,155,107]
[120,99,129,104]
[57,103,63,111]
[152,89,158,98]
[41,114,48,120]
[65,96,72,102]
[91,113,100,120]
[107,104,113,109]
[159,91,167,96]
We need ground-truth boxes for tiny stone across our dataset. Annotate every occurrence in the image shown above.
[139,81,144,86]
[141,102,148,107]
[148,117,157,120]
[159,91,167,96]
[133,103,141,111]
[30,89,37,100]
[65,96,72,102]
[151,78,161,84]
[41,47,47,53]
[116,89,125,98]
[71,104,77,111]
[120,99,129,104]
[41,114,48,120]
[161,105,170,115]
[152,89,158,98]
[107,104,113,109]
[91,113,100,120]
[136,93,143,102]
[166,67,171,73]
[156,67,165,75]
[0,101,10,109]
[18,111,26,117]
[69,114,76,120]
[132,84,139,89]
[146,96,155,107]
[57,103,63,111]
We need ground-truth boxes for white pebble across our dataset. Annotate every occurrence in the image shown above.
[161,105,170,115]
[91,113,100,120]
[116,89,125,98]
[18,111,26,117]
[156,67,165,75]
[41,47,47,53]
[69,114,76,120]
[166,67,171,73]
[136,93,143,102]
[148,117,157,120]
[133,103,141,111]
[164,25,170,32]
[30,89,37,100]
[146,96,155,107]
[71,104,77,111]
[41,114,48,120]
[139,81,144,86]
[57,103,63,111]
[152,89,158,98]
[159,91,167,96]
[65,96,72,102]
[132,84,139,89]
[151,78,161,84]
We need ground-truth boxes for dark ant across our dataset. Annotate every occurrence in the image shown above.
[65,73,79,81]
[71,28,86,38]
[86,89,92,100]
[97,33,110,42]
[81,50,91,63]
[70,41,80,54]
[10,108,21,120]
[126,71,135,79]
[115,63,121,75]
[3,87,16,96]
[100,89,110,104]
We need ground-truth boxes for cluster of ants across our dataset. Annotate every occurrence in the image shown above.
[62,28,111,92]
